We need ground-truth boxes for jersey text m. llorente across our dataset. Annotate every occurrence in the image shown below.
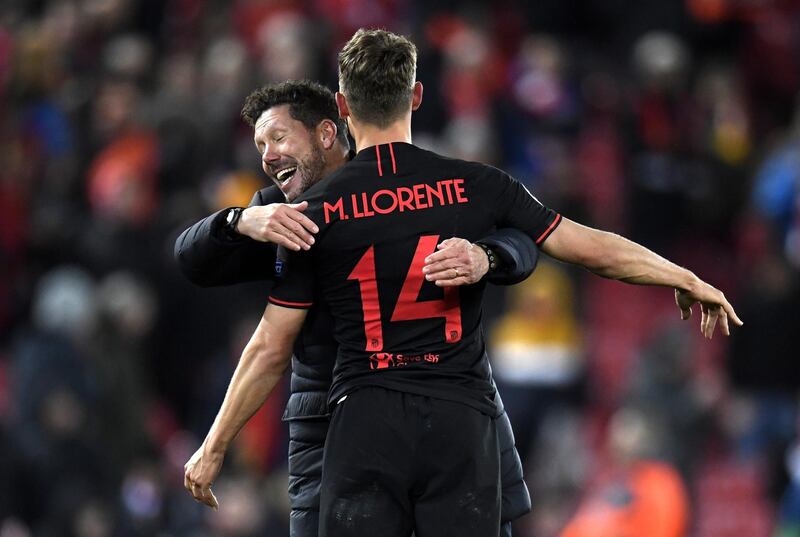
[269,143,560,415]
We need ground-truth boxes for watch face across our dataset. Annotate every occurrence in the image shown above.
[226,210,235,225]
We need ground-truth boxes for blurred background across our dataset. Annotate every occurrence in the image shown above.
[1,0,799,535]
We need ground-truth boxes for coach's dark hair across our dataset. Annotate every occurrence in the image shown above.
[338,28,417,127]
[241,80,349,148]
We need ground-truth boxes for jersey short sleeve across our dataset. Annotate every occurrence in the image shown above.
[268,246,315,309]
[486,169,561,245]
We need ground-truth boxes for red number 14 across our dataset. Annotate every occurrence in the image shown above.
[348,235,462,352]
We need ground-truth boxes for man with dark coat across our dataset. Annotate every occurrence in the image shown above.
[175,80,539,536]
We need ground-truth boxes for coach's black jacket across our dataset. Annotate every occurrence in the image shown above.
[174,185,537,521]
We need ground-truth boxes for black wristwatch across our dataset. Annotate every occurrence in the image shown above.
[475,242,501,274]
[224,207,244,236]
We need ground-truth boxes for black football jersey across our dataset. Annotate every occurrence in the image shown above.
[270,142,560,415]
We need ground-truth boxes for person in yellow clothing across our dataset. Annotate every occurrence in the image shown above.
[491,262,584,463]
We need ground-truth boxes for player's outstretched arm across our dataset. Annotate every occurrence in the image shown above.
[540,217,743,338]
[183,304,308,509]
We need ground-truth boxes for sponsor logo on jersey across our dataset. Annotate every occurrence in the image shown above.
[369,352,440,369]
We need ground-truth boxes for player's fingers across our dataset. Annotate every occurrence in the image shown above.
[190,482,203,502]
[209,489,219,511]
[707,309,719,339]
[720,311,731,336]
[285,206,319,234]
[675,289,692,320]
[701,304,712,339]
[184,475,193,493]
[198,486,216,508]
[722,301,743,327]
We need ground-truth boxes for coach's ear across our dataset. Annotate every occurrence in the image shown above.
[411,81,423,111]
[318,119,337,150]
[335,92,350,120]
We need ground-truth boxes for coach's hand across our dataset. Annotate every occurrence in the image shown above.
[675,279,743,339]
[236,202,319,251]
[184,443,223,510]
[423,238,489,287]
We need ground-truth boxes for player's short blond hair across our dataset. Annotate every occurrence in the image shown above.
[338,28,417,128]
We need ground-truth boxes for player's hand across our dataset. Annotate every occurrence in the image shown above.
[674,280,743,339]
[236,202,319,251]
[422,238,489,287]
[184,443,223,510]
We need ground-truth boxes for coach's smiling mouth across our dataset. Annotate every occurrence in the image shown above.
[276,166,297,186]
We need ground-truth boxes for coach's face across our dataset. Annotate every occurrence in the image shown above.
[253,104,327,202]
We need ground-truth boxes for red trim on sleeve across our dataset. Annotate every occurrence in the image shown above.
[375,145,383,176]
[388,143,397,174]
[535,213,562,244]
[268,296,313,309]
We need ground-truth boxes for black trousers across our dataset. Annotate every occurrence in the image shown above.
[319,387,501,537]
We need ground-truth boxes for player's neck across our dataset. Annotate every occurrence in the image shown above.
[351,118,412,152]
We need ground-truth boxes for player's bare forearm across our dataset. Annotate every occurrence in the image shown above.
[540,217,742,337]
[540,217,697,289]
[204,305,307,454]
[203,339,287,455]
[184,304,307,509]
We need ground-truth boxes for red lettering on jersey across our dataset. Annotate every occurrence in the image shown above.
[426,182,445,206]
[324,198,346,223]
[397,187,415,212]
[453,179,469,203]
[372,189,398,214]
[348,246,383,351]
[352,194,365,218]
[391,235,462,343]
[439,179,455,204]
[328,180,469,223]
[412,184,429,209]
[360,192,375,217]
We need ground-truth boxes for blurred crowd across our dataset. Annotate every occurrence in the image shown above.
[1,0,800,536]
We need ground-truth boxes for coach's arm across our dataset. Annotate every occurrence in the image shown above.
[174,187,318,286]
[540,217,743,338]
[423,229,539,287]
[479,228,539,285]
[183,304,308,509]
[176,189,538,289]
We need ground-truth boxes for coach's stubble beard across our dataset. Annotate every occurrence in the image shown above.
[286,142,327,202]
